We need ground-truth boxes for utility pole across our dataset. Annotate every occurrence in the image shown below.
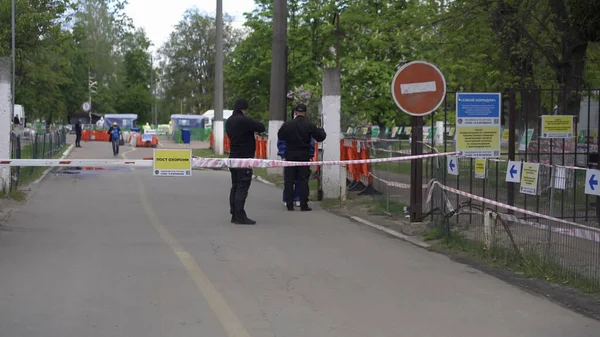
[213,0,225,155]
[11,0,15,121]
[268,0,287,161]
[150,54,156,126]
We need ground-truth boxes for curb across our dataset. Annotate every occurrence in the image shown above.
[348,215,431,249]
[32,144,75,185]
[254,175,275,186]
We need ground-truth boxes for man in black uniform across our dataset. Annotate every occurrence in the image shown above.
[75,120,82,148]
[225,98,266,225]
[277,104,326,211]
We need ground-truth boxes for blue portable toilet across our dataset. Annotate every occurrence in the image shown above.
[181,129,191,144]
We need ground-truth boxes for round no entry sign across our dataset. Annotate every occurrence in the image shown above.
[391,61,446,116]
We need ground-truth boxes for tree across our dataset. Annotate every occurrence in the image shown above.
[115,29,153,123]
[0,0,76,123]
[225,0,337,124]
[72,0,133,115]
[158,9,241,118]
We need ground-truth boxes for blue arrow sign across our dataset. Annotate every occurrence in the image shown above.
[449,160,455,171]
[509,165,518,178]
[589,174,598,191]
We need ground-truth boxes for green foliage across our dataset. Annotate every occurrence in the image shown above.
[0,0,153,124]
[157,8,241,122]
[3,0,600,128]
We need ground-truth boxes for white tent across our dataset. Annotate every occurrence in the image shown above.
[202,110,233,128]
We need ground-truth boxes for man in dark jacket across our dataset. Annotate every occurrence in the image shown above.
[277,103,326,211]
[277,108,316,206]
[225,98,266,225]
[75,120,82,148]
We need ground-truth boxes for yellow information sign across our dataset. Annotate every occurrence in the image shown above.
[456,126,501,157]
[474,159,487,179]
[501,129,509,143]
[520,162,540,195]
[153,149,192,177]
[541,115,574,139]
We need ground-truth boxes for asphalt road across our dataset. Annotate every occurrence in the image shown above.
[0,139,599,337]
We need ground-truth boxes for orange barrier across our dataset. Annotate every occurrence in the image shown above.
[135,134,159,148]
[208,131,377,194]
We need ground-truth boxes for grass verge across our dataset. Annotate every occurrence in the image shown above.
[0,188,27,202]
[16,144,70,187]
[1,144,70,202]
[192,148,227,158]
[424,227,600,294]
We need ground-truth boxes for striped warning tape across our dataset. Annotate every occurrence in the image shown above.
[368,173,428,189]
[0,159,154,167]
[421,180,600,243]
[0,151,457,168]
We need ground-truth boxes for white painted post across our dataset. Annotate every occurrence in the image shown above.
[483,210,495,251]
[0,57,12,191]
[322,68,343,199]
[434,121,444,146]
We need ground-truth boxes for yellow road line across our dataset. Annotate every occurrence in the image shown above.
[123,150,252,337]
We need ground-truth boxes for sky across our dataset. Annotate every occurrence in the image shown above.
[123,0,257,53]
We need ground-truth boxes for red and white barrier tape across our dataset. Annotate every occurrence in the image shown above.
[194,151,455,168]
[0,151,457,168]
[368,173,428,189]
[0,159,154,167]
[424,180,600,243]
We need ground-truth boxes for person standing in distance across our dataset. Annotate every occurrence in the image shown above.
[225,98,266,225]
[75,119,83,148]
[106,122,121,156]
[277,103,326,211]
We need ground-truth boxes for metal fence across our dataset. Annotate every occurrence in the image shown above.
[9,129,68,191]
[348,88,600,292]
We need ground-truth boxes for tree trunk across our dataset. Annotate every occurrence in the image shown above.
[556,42,588,116]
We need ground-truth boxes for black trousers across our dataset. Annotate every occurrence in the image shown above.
[230,168,253,218]
[75,133,81,147]
[111,138,119,155]
[284,160,310,206]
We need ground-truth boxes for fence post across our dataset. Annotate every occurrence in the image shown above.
[507,89,517,212]
[34,134,38,159]
[386,142,391,213]
[545,165,557,262]
[50,132,54,155]
[42,134,46,159]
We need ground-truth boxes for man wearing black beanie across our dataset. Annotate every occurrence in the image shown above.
[225,98,266,225]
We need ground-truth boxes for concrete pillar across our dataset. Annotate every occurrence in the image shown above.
[266,0,287,175]
[0,57,11,191]
[321,68,345,200]
[268,0,287,161]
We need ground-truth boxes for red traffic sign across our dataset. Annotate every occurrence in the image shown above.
[391,61,446,116]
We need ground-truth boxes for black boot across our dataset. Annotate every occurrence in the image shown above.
[236,217,256,225]
[286,203,294,211]
[300,204,312,212]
